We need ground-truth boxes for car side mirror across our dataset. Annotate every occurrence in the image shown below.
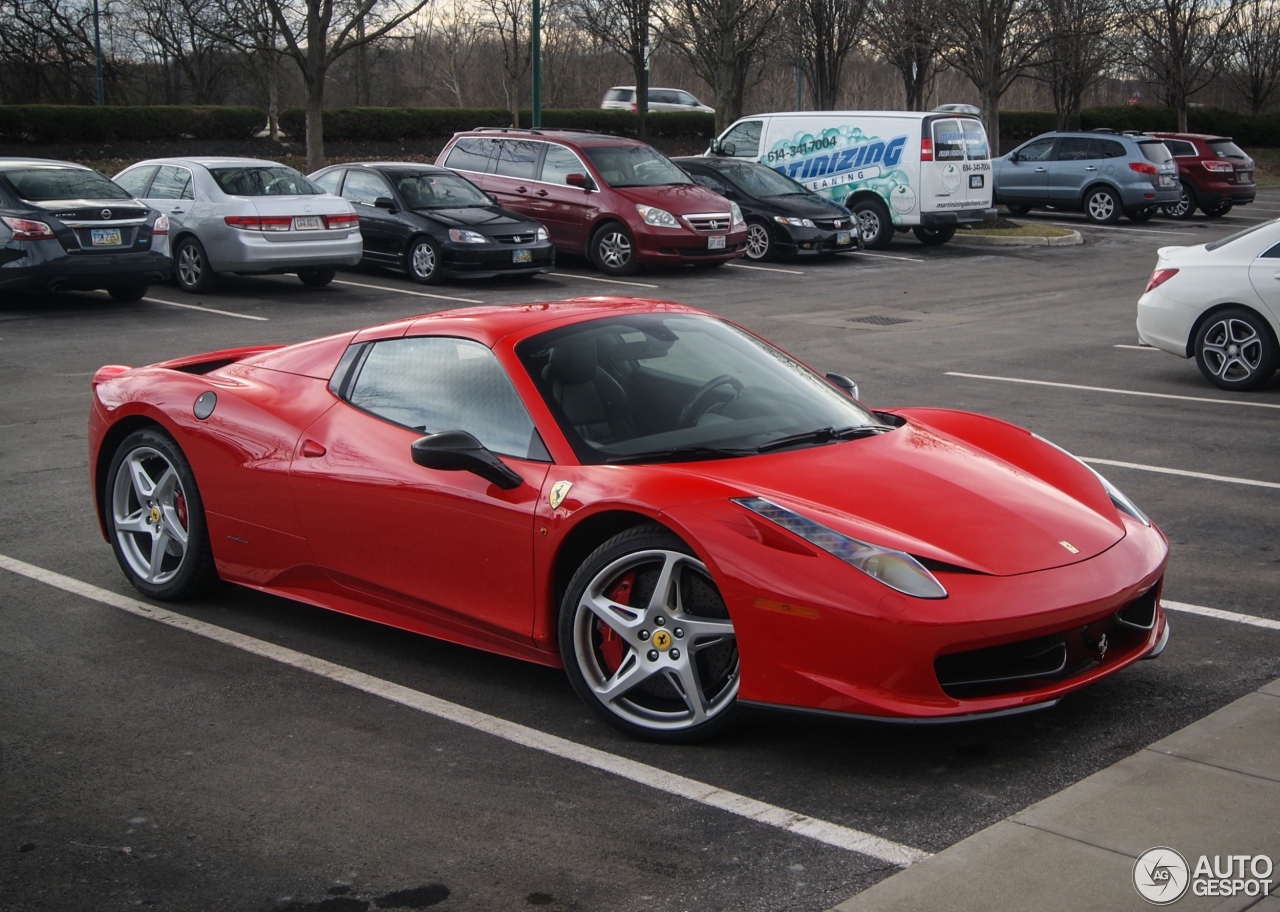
[410,430,523,490]
[487,194,499,205]
[566,173,587,188]
[374,196,397,211]
[722,142,737,156]
[1008,152,1019,164]
[825,372,859,400]
[723,188,740,201]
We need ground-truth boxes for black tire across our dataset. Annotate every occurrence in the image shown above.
[1083,186,1122,224]
[1004,203,1033,216]
[559,522,739,743]
[406,236,442,285]
[1203,200,1234,218]
[589,221,639,276]
[851,198,894,250]
[912,225,956,246]
[173,235,217,293]
[1163,182,1198,220]
[1126,207,1156,223]
[744,219,773,261]
[105,427,219,601]
[297,267,336,287]
[1193,307,1279,391]
[109,285,148,302]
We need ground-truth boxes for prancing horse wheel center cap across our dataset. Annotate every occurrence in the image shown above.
[651,630,672,650]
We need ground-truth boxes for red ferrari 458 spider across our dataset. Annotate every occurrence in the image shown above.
[89,298,1169,741]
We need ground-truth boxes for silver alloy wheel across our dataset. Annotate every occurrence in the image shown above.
[572,548,738,733]
[1087,190,1116,221]
[1201,317,1264,382]
[856,209,881,243]
[598,230,632,269]
[177,242,203,287]
[745,223,770,260]
[1165,190,1192,218]
[410,241,436,279]
[111,446,189,585]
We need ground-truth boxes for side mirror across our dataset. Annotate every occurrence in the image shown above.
[374,196,397,211]
[487,194,499,205]
[410,430,523,490]
[722,142,737,156]
[565,173,587,188]
[825,372,859,400]
[1008,152,1019,164]
[709,138,723,155]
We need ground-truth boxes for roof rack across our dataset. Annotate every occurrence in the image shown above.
[469,126,606,136]
[1122,130,1146,136]
[1090,127,1118,133]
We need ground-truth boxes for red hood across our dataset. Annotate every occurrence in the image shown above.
[675,411,1125,577]
[609,183,733,215]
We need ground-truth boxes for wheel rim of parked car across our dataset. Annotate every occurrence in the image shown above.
[572,549,738,732]
[111,446,189,585]
[1166,191,1192,218]
[1202,317,1264,382]
[411,241,436,279]
[598,231,632,269]
[1088,191,1116,221]
[856,209,881,243]
[745,224,770,260]
[178,243,203,287]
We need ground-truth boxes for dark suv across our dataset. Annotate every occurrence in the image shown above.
[1149,133,1256,219]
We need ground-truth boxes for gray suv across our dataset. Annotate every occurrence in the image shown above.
[993,130,1180,224]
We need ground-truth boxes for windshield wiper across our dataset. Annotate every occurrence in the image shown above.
[606,444,754,465]
[755,425,887,454]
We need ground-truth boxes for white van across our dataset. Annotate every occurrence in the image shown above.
[708,111,996,248]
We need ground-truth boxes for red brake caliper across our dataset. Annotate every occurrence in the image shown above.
[174,490,188,530]
[597,571,634,674]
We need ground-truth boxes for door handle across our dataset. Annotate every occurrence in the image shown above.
[1084,166,1098,171]
[536,189,549,197]
[171,207,186,213]
[300,439,327,458]
[1273,271,1280,280]
[515,186,528,193]
[1035,167,1047,172]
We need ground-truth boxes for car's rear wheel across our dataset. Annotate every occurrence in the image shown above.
[106,427,218,600]
[1004,203,1033,216]
[174,236,217,293]
[1084,187,1121,224]
[109,285,148,302]
[1163,182,1197,220]
[744,220,773,260]
[912,225,956,245]
[297,267,336,287]
[1203,200,1234,218]
[1127,207,1156,223]
[1194,307,1279,391]
[851,198,894,249]
[590,222,639,275]
[406,237,442,285]
[559,523,739,743]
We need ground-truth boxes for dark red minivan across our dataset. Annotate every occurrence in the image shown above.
[1150,132,1257,220]
[437,129,747,276]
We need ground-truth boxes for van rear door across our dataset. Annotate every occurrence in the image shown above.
[922,117,993,216]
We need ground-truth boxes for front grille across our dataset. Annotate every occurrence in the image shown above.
[494,233,537,244]
[684,213,732,233]
[813,218,848,230]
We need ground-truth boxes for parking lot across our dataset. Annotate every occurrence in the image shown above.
[2,194,1279,912]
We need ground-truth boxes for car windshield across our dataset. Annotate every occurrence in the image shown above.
[581,145,692,188]
[1,167,131,201]
[209,166,322,196]
[387,170,490,208]
[516,313,883,464]
[713,162,807,197]
[1208,139,1248,159]
[1205,222,1271,251]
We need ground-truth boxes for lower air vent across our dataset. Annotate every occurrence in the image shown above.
[935,635,1068,693]
[1116,585,1158,630]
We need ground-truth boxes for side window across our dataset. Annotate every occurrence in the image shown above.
[720,120,762,158]
[540,144,587,185]
[1056,138,1092,161]
[1165,139,1196,157]
[690,171,729,194]
[650,89,677,104]
[312,170,343,194]
[1091,139,1127,159]
[1260,243,1280,258]
[115,165,157,197]
[148,165,194,200]
[494,140,540,179]
[347,337,542,461]
[1016,138,1056,162]
[342,170,394,206]
[443,137,495,173]
[676,91,699,106]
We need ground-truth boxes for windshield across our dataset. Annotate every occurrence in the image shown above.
[2,167,131,201]
[388,170,490,208]
[713,162,807,197]
[581,145,692,188]
[1206,222,1271,251]
[1208,139,1248,159]
[516,313,882,464]
[209,166,321,196]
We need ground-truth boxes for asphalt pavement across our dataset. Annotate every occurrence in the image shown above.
[2,196,1278,911]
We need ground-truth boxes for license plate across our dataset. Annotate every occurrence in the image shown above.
[837,231,852,245]
[513,249,532,263]
[90,228,122,246]
[1159,175,1174,187]
[969,174,984,189]
[708,236,726,250]
[294,216,323,230]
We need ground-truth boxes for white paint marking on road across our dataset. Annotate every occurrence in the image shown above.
[1081,457,1280,490]
[552,272,661,289]
[1031,220,1198,238]
[850,250,925,263]
[1114,344,1160,351]
[1163,600,1280,632]
[0,554,930,868]
[945,371,1280,410]
[727,262,806,275]
[332,280,483,304]
[143,297,268,322]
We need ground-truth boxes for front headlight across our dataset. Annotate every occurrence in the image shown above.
[733,496,947,599]
[731,201,745,227]
[1032,434,1151,526]
[635,204,679,228]
[774,216,816,228]
[448,228,487,244]
[536,225,549,241]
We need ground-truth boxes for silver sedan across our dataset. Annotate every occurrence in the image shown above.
[113,157,362,292]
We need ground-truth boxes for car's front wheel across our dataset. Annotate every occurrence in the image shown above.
[851,198,894,249]
[744,220,773,261]
[559,523,739,743]
[912,225,956,245]
[406,237,442,285]
[1004,203,1033,216]
[590,222,639,276]
[1194,307,1279,391]
[174,236,217,293]
[1084,187,1121,224]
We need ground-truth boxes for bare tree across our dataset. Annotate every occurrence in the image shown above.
[1124,0,1239,131]
[866,0,945,110]
[790,0,869,109]
[484,0,535,126]
[571,0,655,134]
[1033,0,1123,129]
[1222,0,1280,113]
[130,0,236,103]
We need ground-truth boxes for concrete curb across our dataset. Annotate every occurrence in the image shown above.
[951,229,1083,247]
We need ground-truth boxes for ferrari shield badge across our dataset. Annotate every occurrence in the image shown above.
[548,480,573,510]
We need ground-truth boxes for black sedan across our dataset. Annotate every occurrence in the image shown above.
[309,162,554,284]
[0,158,171,300]
[672,157,859,261]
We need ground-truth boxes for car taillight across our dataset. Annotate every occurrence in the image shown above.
[324,213,359,230]
[920,137,933,162]
[152,214,169,235]
[1145,268,1179,292]
[260,216,292,231]
[1129,162,1157,175]
[1203,160,1233,172]
[629,102,637,112]
[2,216,55,239]
[224,215,292,231]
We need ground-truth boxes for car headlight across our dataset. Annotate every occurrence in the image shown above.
[536,225,549,241]
[635,204,679,228]
[448,228,487,243]
[731,201,745,227]
[774,216,816,228]
[1032,434,1151,526]
[733,496,947,599]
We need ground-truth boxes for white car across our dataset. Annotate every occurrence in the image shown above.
[113,157,362,293]
[601,86,714,114]
[1137,220,1280,390]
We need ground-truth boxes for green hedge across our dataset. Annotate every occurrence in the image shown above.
[1001,105,1280,147]
[0,105,265,143]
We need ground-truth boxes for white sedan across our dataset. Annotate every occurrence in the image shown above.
[1137,220,1280,390]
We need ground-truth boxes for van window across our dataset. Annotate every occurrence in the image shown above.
[650,89,678,104]
[494,140,540,179]
[675,91,700,106]
[933,118,989,161]
[720,120,762,158]
[444,137,495,173]
[604,88,633,103]
[540,144,587,185]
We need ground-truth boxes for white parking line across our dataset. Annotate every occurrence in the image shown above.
[552,272,661,289]
[1164,600,1280,632]
[1114,344,1160,351]
[143,296,268,322]
[1081,457,1280,490]
[850,250,925,263]
[945,371,1280,410]
[0,553,929,868]
[727,262,805,275]
[332,280,483,304]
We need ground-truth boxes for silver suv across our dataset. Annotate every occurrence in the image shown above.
[993,129,1180,224]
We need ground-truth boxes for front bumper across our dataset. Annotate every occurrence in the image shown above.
[634,224,749,264]
[441,239,555,278]
[920,208,997,227]
[776,225,860,256]
[0,238,171,291]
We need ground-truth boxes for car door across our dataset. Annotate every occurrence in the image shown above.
[1247,240,1280,326]
[998,137,1056,203]
[341,168,400,260]
[143,164,196,234]
[535,143,597,249]
[1047,137,1094,203]
[291,335,551,642]
[486,140,544,218]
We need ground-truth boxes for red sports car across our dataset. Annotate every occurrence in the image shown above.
[88,298,1170,742]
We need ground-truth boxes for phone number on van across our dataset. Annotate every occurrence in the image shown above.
[765,135,840,163]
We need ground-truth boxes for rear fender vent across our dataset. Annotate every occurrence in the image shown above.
[172,359,235,375]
